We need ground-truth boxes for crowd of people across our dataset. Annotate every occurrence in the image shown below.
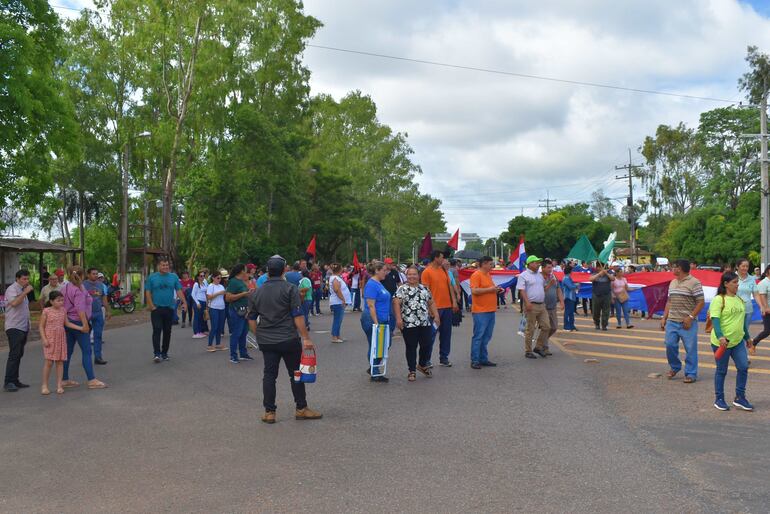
[3,250,768,417]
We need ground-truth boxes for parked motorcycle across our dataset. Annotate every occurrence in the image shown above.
[109,289,136,313]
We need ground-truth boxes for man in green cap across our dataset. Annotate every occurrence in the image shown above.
[516,255,550,359]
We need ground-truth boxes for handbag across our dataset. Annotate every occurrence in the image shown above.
[236,305,248,317]
[294,348,317,383]
[616,289,629,304]
[705,294,725,334]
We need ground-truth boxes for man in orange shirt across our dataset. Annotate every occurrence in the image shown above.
[470,256,501,369]
[421,250,458,367]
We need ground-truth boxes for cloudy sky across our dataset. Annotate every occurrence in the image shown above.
[55,0,770,244]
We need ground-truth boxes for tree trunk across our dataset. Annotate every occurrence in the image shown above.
[162,14,203,269]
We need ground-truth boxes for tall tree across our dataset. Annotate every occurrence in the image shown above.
[0,0,78,220]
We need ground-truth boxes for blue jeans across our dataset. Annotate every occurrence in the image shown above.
[360,309,389,374]
[614,299,631,326]
[564,298,576,330]
[665,320,699,378]
[183,290,193,324]
[208,308,225,346]
[330,303,345,338]
[352,288,361,310]
[193,300,207,334]
[471,312,496,363]
[64,320,95,381]
[90,310,104,360]
[312,288,322,314]
[228,307,249,360]
[302,300,312,329]
[713,342,749,400]
[430,308,454,361]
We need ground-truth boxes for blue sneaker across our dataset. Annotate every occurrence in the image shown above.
[161,354,170,361]
[230,358,240,364]
[714,398,730,411]
[733,396,754,411]
[240,355,254,361]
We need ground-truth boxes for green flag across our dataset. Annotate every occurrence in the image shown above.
[566,234,599,263]
[598,235,616,264]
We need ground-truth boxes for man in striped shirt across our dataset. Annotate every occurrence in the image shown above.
[661,259,705,383]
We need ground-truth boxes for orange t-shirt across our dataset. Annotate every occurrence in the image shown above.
[470,270,497,313]
[421,266,453,309]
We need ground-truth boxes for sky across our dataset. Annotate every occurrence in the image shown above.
[53,0,770,245]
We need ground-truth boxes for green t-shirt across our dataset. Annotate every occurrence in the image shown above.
[299,277,313,301]
[709,295,746,348]
[226,277,249,309]
[146,272,181,308]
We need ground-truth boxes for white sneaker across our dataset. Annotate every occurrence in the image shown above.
[192,333,206,339]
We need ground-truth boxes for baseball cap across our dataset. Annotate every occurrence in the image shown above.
[526,255,542,265]
[246,263,257,270]
[267,254,287,275]
[54,268,65,277]
[97,272,105,278]
[384,258,394,264]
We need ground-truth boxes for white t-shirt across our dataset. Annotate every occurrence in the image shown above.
[329,275,352,305]
[352,273,360,289]
[192,281,209,302]
[206,284,226,310]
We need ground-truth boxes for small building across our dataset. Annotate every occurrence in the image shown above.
[0,238,82,293]
[614,247,654,265]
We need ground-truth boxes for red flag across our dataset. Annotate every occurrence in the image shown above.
[418,232,433,260]
[305,235,317,257]
[353,250,361,270]
[447,229,459,250]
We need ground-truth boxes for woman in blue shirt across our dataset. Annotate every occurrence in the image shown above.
[360,261,392,383]
[561,266,579,331]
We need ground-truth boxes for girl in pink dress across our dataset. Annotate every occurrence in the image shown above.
[39,291,83,395]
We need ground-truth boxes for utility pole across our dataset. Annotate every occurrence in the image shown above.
[119,143,130,293]
[538,190,557,213]
[615,149,644,264]
[761,85,769,269]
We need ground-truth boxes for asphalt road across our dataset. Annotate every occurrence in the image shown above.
[1,303,766,513]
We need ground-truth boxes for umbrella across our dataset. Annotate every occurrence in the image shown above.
[454,249,483,260]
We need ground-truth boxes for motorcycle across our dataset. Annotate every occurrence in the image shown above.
[109,288,136,313]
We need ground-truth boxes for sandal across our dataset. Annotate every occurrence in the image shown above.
[408,372,416,382]
[416,365,432,378]
[207,347,217,352]
[62,380,80,388]
[41,387,50,395]
[666,370,678,380]
[56,388,64,395]
[87,380,108,389]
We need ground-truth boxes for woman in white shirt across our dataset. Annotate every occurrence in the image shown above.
[205,270,227,351]
[329,263,352,343]
[191,272,209,338]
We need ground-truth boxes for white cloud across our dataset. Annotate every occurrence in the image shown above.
[303,0,770,240]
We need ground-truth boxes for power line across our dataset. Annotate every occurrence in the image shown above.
[306,44,735,104]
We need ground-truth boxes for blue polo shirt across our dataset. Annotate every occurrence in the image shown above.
[146,272,181,308]
[364,279,391,322]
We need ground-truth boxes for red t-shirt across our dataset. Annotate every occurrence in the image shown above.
[310,271,323,289]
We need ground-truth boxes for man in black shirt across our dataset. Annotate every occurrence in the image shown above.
[589,262,614,331]
[248,255,322,424]
[381,258,402,334]
[381,258,402,295]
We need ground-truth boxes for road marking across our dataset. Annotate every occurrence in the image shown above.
[571,322,711,340]
[559,329,770,352]
[557,337,770,362]
[552,340,770,375]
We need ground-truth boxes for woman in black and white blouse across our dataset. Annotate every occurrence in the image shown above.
[394,266,440,381]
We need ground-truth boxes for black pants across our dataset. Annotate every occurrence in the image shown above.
[151,307,174,356]
[754,313,770,347]
[593,294,611,328]
[402,326,432,371]
[4,329,28,385]
[259,338,307,412]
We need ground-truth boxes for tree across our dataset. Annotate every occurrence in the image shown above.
[739,45,770,105]
[503,203,610,260]
[589,189,617,220]
[0,0,79,219]
[697,107,760,210]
